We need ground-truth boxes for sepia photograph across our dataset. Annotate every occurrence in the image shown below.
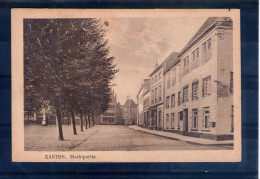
[12,9,241,162]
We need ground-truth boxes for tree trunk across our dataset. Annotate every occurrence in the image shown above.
[80,112,83,132]
[27,111,30,124]
[56,108,64,141]
[71,111,77,135]
[88,112,91,128]
[85,113,88,130]
[91,113,95,127]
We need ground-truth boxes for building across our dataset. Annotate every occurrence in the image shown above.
[100,90,118,125]
[137,17,233,140]
[137,84,144,127]
[149,61,164,130]
[163,53,181,132]
[122,97,137,125]
[163,17,233,140]
[137,79,150,127]
[142,80,150,128]
[148,52,178,130]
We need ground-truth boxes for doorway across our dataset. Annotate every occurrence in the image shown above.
[183,109,188,134]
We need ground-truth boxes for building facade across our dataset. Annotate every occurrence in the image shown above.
[137,79,150,127]
[143,87,150,128]
[100,90,118,125]
[137,85,144,127]
[149,62,164,130]
[137,17,234,140]
[122,97,137,125]
[163,17,233,140]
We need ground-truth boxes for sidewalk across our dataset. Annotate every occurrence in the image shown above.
[129,125,233,146]
[25,124,98,151]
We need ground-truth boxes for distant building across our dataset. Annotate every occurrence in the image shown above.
[122,97,137,125]
[100,90,118,125]
[137,79,150,127]
[99,90,124,125]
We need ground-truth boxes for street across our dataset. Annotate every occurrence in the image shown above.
[73,125,232,151]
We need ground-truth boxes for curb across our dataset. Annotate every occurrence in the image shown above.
[128,126,234,146]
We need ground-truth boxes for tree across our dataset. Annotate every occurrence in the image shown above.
[24,18,118,140]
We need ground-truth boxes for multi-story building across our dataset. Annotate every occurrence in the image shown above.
[137,85,144,127]
[137,79,150,127]
[163,17,233,140]
[149,61,164,130]
[100,90,117,125]
[148,52,177,130]
[163,55,181,133]
[122,97,137,125]
[143,86,150,128]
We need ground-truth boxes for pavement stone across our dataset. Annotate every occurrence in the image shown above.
[129,125,234,146]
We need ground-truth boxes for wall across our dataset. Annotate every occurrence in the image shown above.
[216,27,233,135]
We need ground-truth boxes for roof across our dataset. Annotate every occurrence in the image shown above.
[178,17,233,57]
[163,51,179,74]
[149,56,168,77]
[124,99,137,108]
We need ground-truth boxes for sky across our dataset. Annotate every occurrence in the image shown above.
[102,17,208,105]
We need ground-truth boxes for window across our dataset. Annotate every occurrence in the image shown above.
[104,112,115,117]
[166,96,170,108]
[152,78,154,85]
[184,56,189,67]
[171,94,175,107]
[159,72,161,79]
[231,105,234,132]
[155,88,157,103]
[192,51,195,60]
[155,75,157,83]
[192,81,199,100]
[178,91,181,105]
[166,114,169,129]
[171,113,174,129]
[172,68,176,86]
[203,42,206,52]
[196,48,199,57]
[167,73,170,89]
[207,38,211,49]
[192,109,198,128]
[202,76,211,97]
[183,56,189,74]
[230,72,233,94]
[158,85,162,101]
[183,86,188,103]
[203,107,210,129]
[151,90,154,104]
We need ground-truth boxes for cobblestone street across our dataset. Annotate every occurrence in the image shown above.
[72,125,232,151]
[25,125,232,151]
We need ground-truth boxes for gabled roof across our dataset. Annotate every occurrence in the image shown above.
[124,99,137,108]
[178,17,233,57]
[163,51,179,74]
[149,55,171,77]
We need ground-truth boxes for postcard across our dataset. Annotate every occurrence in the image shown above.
[12,9,241,162]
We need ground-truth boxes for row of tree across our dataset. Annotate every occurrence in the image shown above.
[24,19,118,140]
